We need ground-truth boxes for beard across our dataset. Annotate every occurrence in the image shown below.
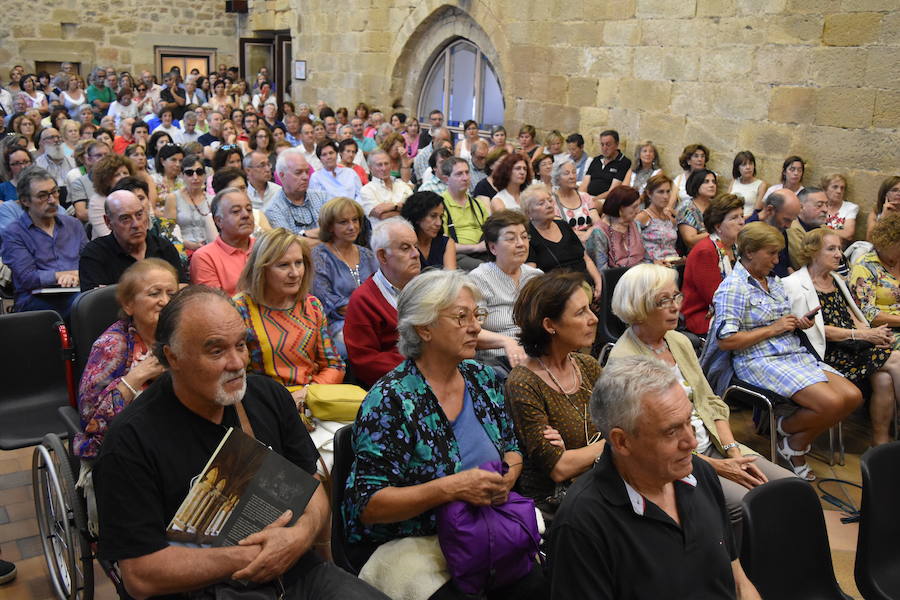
[214,368,247,406]
[46,144,65,161]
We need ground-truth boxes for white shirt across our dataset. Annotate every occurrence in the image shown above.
[372,269,401,309]
[300,145,323,171]
[360,177,413,223]
[154,123,183,144]
[247,181,283,211]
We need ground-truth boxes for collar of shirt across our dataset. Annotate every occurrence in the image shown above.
[372,269,400,309]
[214,235,254,255]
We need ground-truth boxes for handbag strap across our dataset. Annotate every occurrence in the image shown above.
[235,401,256,440]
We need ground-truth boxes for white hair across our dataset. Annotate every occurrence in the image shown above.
[274,147,308,178]
[367,149,390,170]
[592,356,679,435]
[611,263,678,325]
[551,159,576,187]
[370,216,414,254]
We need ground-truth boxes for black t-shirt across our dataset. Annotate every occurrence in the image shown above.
[585,152,632,196]
[548,445,736,599]
[159,86,187,120]
[78,231,188,291]
[527,220,588,276]
[198,132,221,147]
[472,177,498,199]
[94,373,322,596]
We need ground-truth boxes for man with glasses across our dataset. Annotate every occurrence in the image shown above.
[418,109,444,148]
[78,189,188,291]
[263,148,328,242]
[35,128,76,195]
[0,167,87,317]
[243,150,281,211]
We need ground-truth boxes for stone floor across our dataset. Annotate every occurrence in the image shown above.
[0,405,876,600]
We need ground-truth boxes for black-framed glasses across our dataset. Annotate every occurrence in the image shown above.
[34,187,61,202]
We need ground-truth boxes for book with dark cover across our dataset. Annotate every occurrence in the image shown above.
[166,427,320,547]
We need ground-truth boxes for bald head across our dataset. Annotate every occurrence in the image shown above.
[105,190,148,249]
[763,189,801,231]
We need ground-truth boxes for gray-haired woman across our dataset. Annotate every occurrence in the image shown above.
[551,159,597,243]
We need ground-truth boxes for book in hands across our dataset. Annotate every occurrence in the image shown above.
[166,427,320,547]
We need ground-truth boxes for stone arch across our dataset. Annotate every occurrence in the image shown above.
[387,1,510,118]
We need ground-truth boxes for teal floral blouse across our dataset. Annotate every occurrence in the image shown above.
[342,358,520,544]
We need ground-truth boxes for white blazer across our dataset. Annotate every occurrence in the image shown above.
[782,266,866,359]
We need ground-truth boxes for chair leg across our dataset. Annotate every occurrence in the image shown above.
[767,404,777,466]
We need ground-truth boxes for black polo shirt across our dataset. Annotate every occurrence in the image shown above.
[78,230,188,291]
[745,211,790,278]
[585,151,632,196]
[198,132,221,147]
[94,373,322,598]
[159,86,187,120]
[548,445,736,600]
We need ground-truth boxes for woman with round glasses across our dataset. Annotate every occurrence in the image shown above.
[165,154,215,253]
[609,263,792,523]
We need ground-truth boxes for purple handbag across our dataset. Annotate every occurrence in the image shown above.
[436,460,541,595]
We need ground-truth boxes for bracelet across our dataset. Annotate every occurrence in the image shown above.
[120,377,139,396]
[850,330,855,341]
[722,442,740,453]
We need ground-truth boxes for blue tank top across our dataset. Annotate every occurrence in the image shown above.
[450,386,501,470]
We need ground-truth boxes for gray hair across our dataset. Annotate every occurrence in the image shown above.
[210,186,245,218]
[242,150,265,169]
[591,356,680,436]
[520,182,552,215]
[797,186,824,203]
[339,124,354,138]
[16,166,54,203]
[183,110,197,123]
[274,147,307,178]
[370,216,414,254]
[367,149,389,170]
[551,159,576,187]
[396,269,482,360]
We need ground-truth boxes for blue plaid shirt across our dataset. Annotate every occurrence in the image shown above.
[263,189,329,235]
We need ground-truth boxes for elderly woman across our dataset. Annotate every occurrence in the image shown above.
[552,159,596,243]
[729,151,766,218]
[343,269,544,597]
[681,193,745,335]
[400,190,457,269]
[677,168,717,250]
[865,176,900,241]
[587,185,647,270]
[712,222,862,480]
[506,271,603,515]
[88,153,135,238]
[165,154,215,252]
[670,143,709,207]
[490,152,531,212]
[468,210,542,371]
[525,183,603,298]
[610,263,793,522]
[852,213,900,350]
[636,173,680,264]
[785,228,900,446]
[311,197,379,359]
[763,155,806,201]
[820,174,857,245]
[234,228,344,413]
[622,141,662,195]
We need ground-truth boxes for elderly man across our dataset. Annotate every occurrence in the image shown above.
[467,138,490,192]
[344,217,420,388]
[244,150,282,211]
[92,286,389,600]
[418,146,453,194]
[745,189,801,277]
[581,129,631,200]
[34,128,76,196]
[179,111,201,145]
[308,139,361,202]
[67,139,110,222]
[787,187,829,270]
[0,167,87,317]
[298,122,322,170]
[86,68,115,116]
[359,150,412,224]
[190,188,255,295]
[413,126,451,182]
[79,190,188,291]
[350,117,376,155]
[440,157,490,270]
[549,356,761,600]
[264,148,328,240]
[418,109,444,148]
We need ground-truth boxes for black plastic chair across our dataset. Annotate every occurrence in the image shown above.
[331,424,359,575]
[741,478,852,600]
[855,442,900,599]
[0,310,73,449]
[591,266,630,355]
[69,284,120,386]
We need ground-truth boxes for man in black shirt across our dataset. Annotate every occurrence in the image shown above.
[78,190,188,290]
[581,129,631,199]
[93,287,388,600]
[549,356,761,600]
[159,71,187,121]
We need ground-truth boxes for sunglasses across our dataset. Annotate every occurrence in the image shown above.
[183,168,205,177]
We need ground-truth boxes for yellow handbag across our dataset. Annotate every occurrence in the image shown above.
[305,384,367,422]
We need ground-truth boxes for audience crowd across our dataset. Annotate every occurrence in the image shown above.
[1,61,899,599]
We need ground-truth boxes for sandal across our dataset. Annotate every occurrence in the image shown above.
[776,416,790,438]
[777,436,815,481]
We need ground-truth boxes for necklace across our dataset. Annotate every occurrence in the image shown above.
[188,191,210,216]
[330,243,361,286]
[537,355,579,394]
[536,354,593,445]
[631,328,668,355]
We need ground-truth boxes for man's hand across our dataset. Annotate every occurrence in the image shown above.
[233,510,305,583]
[55,270,79,287]
[370,202,399,219]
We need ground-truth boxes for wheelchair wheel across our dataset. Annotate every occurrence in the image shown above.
[32,433,94,600]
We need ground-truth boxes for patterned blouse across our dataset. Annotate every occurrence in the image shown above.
[851,251,900,350]
[586,220,647,269]
[73,319,152,458]
[342,359,520,544]
[232,293,345,390]
[676,199,707,235]
[639,215,679,261]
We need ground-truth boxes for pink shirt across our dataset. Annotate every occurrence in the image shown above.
[189,236,255,296]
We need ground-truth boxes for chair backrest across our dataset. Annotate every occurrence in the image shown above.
[70,284,120,386]
[594,266,630,350]
[855,442,900,600]
[330,424,358,574]
[0,310,72,449]
[741,477,849,600]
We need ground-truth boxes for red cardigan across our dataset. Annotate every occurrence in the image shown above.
[681,236,725,335]
[344,277,403,387]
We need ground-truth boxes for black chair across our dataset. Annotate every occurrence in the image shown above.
[331,424,359,575]
[591,266,630,355]
[741,477,852,600]
[69,284,120,385]
[855,442,900,599]
[0,310,73,449]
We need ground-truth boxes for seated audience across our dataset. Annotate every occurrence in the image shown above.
[636,173,680,264]
[525,183,602,297]
[343,269,546,598]
[676,168,717,250]
[552,159,596,243]
[110,176,187,268]
[621,140,661,195]
[763,155,805,201]
[34,127,77,196]
[611,264,792,524]
[418,146,453,194]
[68,139,112,222]
[264,147,328,239]
[338,138,368,184]
[729,150,766,218]
[189,187,255,295]
[0,145,33,204]
[243,150,281,212]
[681,193,745,335]
[467,138,489,191]
[165,153,215,252]
[343,217,420,387]
[564,133,591,182]
[210,167,272,237]
[580,130,630,201]
[506,271,604,516]
[311,197,378,359]
[821,174,856,245]
[74,259,177,459]
[381,131,412,182]
[489,151,530,213]
[1,166,86,316]
[455,119,481,159]
[851,213,900,350]
[586,185,647,270]
[785,228,900,446]
[88,153,135,238]
[360,149,413,224]
[712,222,862,480]
[413,126,450,182]
[441,157,491,270]
[79,190,188,290]
[308,138,362,202]
[865,176,900,240]
[786,186,829,270]
[400,190,457,270]
[745,188,801,277]
[669,143,709,207]
[549,356,760,600]
[150,140,182,201]
[93,286,387,600]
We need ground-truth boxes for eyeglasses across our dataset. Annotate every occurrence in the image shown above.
[183,168,205,177]
[655,293,685,309]
[443,307,489,328]
[887,188,900,196]
[41,135,61,143]
[9,159,32,168]
[33,187,61,202]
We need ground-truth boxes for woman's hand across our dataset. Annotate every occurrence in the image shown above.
[861,325,895,348]
[712,455,767,490]
[445,468,506,506]
[543,425,566,449]
[768,315,802,336]
[502,339,527,367]
[127,355,165,387]
[291,386,308,410]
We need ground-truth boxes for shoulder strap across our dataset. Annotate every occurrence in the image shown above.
[234,401,256,440]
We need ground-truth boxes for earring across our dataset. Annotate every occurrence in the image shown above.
[550,329,556,335]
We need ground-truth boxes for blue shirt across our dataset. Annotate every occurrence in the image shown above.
[307,165,361,202]
[451,387,502,470]
[1,211,88,305]
[0,181,17,203]
[0,200,68,235]
[263,189,329,235]
[353,136,376,153]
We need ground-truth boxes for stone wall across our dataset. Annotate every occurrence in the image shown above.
[264,0,899,225]
[0,0,239,77]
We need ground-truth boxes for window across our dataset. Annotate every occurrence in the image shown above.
[417,39,504,130]
[155,47,216,77]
